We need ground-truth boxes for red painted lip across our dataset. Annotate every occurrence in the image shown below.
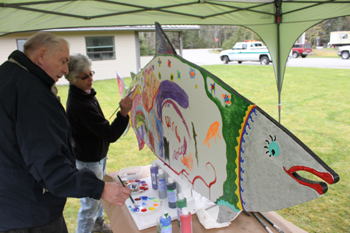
[283,166,335,195]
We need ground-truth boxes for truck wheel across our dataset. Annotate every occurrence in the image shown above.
[238,61,242,64]
[260,56,269,65]
[301,54,307,58]
[292,52,299,58]
[341,51,349,59]
[223,56,229,64]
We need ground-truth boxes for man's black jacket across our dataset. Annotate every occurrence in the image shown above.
[0,50,104,231]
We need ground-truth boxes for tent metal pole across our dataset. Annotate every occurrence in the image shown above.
[275,0,282,123]
[277,22,281,123]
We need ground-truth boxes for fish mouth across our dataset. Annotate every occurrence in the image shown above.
[283,166,339,195]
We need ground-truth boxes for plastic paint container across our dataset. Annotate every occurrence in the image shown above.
[176,193,187,227]
[150,161,159,190]
[157,169,167,199]
[167,177,177,209]
[180,207,192,233]
[160,211,172,233]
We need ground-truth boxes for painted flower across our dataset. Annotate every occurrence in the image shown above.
[152,65,155,70]
[167,59,171,68]
[189,68,196,79]
[222,94,231,105]
[210,82,216,95]
[158,58,162,67]
[177,70,181,81]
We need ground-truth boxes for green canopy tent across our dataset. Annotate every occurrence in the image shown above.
[1,0,350,121]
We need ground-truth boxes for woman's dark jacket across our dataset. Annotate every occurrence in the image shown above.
[66,84,129,162]
[0,50,104,231]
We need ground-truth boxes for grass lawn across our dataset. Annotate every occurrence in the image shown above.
[57,65,349,233]
[309,48,339,58]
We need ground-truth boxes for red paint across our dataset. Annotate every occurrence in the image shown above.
[135,198,141,201]
[142,183,148,186]
[158,157,217,199]
[180,208,192,233]
[175,126,181,143]
[139,187,146,190]
[283,166,334,195]
[165,116,171,127]
[141,209,147,212]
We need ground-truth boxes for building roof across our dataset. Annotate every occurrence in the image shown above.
[45,25,200,32]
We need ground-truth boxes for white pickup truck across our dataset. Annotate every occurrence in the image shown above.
[220,41,272,65]
[337,45,350,59]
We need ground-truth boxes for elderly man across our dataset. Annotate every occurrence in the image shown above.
[65,53,133,233]
[0,32,131,233]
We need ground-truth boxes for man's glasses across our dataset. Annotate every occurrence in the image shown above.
[77,71,95,80]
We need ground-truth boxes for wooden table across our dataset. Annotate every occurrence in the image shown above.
[101,166,308,233]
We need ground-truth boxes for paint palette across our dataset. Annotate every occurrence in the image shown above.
[124,179,149,194]
[127,196,161,215]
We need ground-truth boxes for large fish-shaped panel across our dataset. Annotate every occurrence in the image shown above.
[126,22,339,212]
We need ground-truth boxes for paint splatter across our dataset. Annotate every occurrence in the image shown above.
[170,73,174,82]
[181,153,194,171]
[158,58,162,67]
[203,121,221,148]
[158,72,161,80]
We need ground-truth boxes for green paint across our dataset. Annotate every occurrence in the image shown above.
[191,122,199,166]
[135,113,148,132]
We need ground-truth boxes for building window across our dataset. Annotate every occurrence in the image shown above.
[85,36,115,60]
[17,39,27,52]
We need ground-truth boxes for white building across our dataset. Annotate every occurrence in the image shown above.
[0,25,199,85]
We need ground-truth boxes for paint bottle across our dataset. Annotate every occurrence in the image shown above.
[150,161,159,190]
[160,211,172,233]
[157,169,167,199]
[180,207,192,233]
[176,193,187,227]
[167,177,177,209]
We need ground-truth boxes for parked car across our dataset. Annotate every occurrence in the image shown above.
[292,43,313,58]
[219,41,271,65]
[337,45,350,59]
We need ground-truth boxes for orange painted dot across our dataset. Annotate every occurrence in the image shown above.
[129,180,134,183]
[153,203,159,207]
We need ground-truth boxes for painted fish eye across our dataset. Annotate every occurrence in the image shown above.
[264,135,280,157]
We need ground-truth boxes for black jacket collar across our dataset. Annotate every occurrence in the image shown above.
[69,83,97,98]
[9,50,54,89]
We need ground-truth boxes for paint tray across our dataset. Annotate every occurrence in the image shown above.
[118,166,143,181]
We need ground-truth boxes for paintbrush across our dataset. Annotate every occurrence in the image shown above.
[259,212,284,233]
[117,175,135,207]
[252,212,273,233]
[109,86,136,120]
